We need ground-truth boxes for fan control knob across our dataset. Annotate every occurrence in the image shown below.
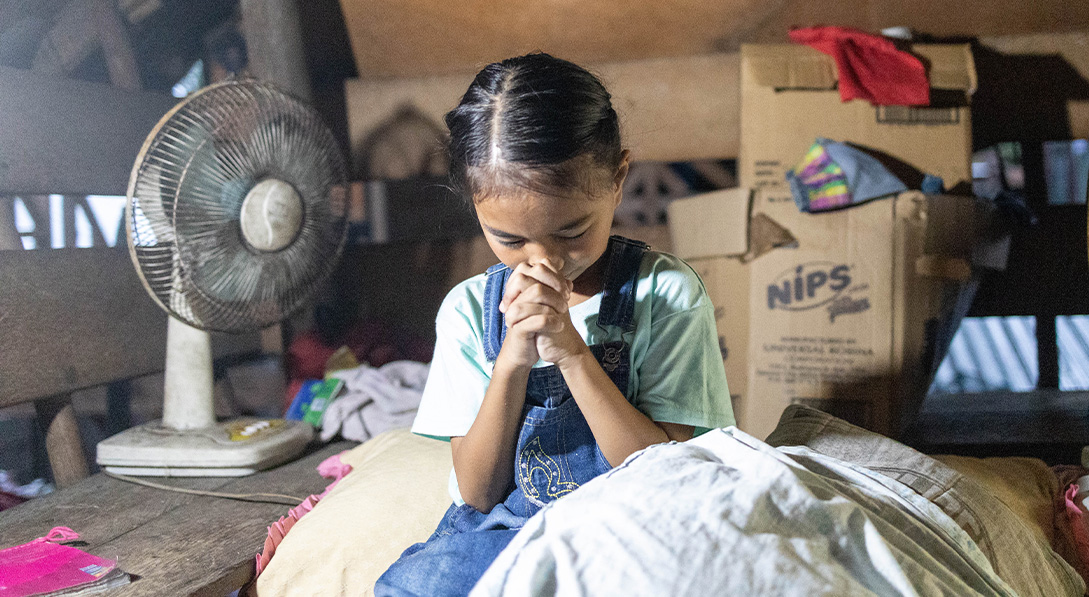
[239,178,304,252]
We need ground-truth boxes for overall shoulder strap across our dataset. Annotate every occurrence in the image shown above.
[597,236,648,331]
[482,263,510,362]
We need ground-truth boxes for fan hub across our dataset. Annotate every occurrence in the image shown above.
[239,178,304,252]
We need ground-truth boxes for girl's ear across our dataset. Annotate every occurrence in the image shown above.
[612,150,631,206]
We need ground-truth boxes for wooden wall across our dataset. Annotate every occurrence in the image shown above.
[337,0,1089,78]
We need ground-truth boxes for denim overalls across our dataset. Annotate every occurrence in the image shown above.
[375,236,648,597]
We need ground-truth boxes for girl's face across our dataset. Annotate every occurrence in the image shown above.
[474,156,629,288]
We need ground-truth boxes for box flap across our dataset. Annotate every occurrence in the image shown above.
[667,187,752,259]
[742,43,976,93]
[914,44,977,94]
[742,45,838,90]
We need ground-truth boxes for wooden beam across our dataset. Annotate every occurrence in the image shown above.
[346,53,741,165]
[240,0,312,101]
[91,0,142,91]
[0,66,176,195]
[0,247,261,408]
[0,198,20,250]
[34,395,90,488]
[31,0,98,77]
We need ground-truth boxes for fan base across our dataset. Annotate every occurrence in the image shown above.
[96,417,313,477]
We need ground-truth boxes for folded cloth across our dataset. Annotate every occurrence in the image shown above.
[789,26,929,106]
[787,138,907,212]
[319,360,429,443]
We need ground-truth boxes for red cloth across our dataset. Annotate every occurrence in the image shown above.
[788,26,929,106]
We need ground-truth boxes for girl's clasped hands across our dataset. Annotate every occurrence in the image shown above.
[498,259,585,368]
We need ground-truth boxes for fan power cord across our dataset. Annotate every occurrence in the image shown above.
[104,471,306,506]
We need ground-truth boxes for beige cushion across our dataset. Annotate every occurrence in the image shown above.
[933,454,1059,548]
[255,429,452,597]
[766,404,1084,597]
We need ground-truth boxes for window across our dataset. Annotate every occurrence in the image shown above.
[3,195,125,250]
[929,316,1038,394]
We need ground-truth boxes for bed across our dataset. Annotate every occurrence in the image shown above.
[251,405,1089,596]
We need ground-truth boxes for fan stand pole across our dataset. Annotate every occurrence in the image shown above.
[162,316,215,430]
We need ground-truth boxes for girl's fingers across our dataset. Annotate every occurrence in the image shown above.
[523,261,568,295]
[515,314,562,335]
[501,262,569,312]
[510,282,567,314]
[500,271,535,313]
[504,301,549,326]
[508,310,563,335]
[504,299,568,329]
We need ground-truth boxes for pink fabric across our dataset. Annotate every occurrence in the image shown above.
[316,451,354,488]
[1062,483,1089,587]
[0,527,119,596]
[254,452,354,575]
[788,26,929,106]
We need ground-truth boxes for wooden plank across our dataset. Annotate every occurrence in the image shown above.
[0,472,230,550]
[0,247,262,408]
[336,0,1089,79]
[0,65,177,195]
[346,53,741,166]
[99,442,353,596]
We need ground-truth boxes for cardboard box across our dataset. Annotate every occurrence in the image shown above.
[689,256,750,416]
[667,190,753,414]
[739,43,977,198]
[741,190,983,440]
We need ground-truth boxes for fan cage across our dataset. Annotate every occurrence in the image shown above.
[127,80,348,333]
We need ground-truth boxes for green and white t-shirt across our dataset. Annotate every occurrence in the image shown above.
[411,250,734,502]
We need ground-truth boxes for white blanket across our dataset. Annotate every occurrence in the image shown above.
[319,361,429,443]
[472,428,1016,597]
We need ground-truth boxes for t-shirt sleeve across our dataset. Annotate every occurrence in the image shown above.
[410,283,490,441]
[632,256,734,431]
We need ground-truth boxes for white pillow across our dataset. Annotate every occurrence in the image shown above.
[255,429,452,596]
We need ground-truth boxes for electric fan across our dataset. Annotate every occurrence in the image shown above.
[96,80,348,476]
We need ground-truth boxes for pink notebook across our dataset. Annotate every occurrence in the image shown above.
[0,528,130,596]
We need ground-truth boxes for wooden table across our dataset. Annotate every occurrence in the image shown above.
[0,441,355,596]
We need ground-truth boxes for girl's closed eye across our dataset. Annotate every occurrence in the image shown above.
[498,237,525,248]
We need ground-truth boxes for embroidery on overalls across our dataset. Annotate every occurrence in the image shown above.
[601,346,621,372]
[518,436,579,500]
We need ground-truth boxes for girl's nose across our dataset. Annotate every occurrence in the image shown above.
[527,249,564,273]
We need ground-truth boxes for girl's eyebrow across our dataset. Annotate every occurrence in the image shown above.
[481,224,520,238]
[482,214,592,239]
[555,214,592,232]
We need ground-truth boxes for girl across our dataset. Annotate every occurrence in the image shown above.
[375,52,734,596]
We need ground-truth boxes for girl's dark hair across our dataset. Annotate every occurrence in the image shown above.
[444,52,622,201]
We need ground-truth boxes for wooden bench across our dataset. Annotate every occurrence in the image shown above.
[0,65,346,595]
[0,441,353,595]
